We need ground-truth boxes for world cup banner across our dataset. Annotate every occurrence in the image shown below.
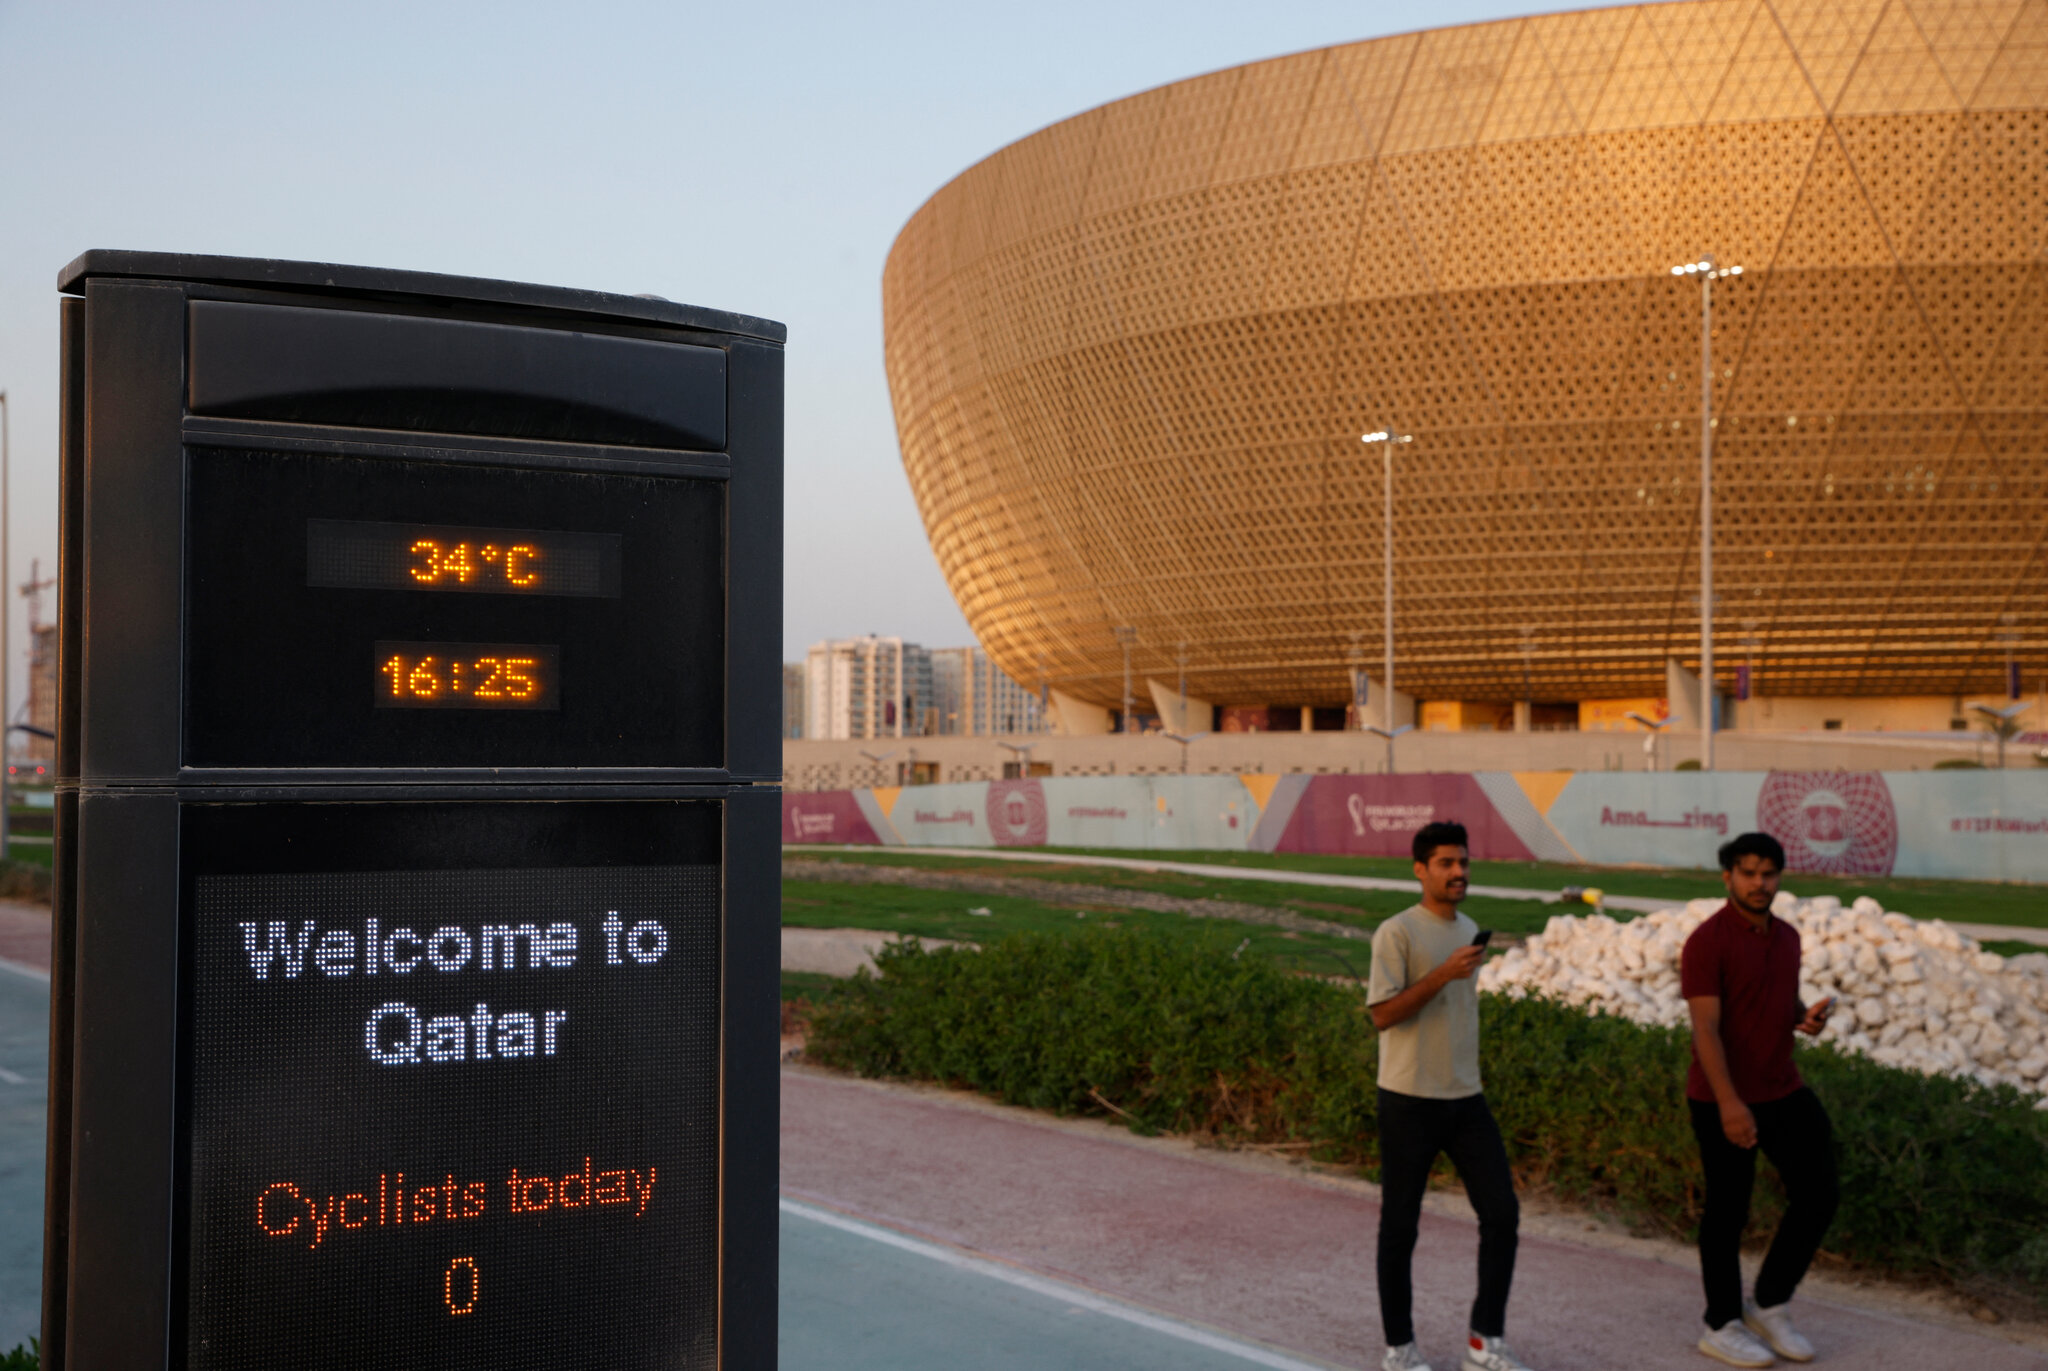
[782,771,2048,882]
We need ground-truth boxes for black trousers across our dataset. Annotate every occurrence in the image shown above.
[1688,1086,1839,1329]
[1375,1088,1520,1345]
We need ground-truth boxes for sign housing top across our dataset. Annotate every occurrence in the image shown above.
[59,249,786,343]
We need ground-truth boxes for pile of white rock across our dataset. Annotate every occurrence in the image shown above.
[1477,893,2048,1104]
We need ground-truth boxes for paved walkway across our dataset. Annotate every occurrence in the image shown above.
[782,1066,2047,1370]
[797,846,2048,948]
[0,902,50,980]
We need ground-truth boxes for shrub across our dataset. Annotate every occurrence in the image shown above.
[809,929,2048,1303]
[0,860,47,903]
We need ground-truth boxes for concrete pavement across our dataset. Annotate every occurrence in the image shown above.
[0,901,50,981]
[782,1065,2047,1370]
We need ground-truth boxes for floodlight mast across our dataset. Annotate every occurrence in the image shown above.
[1670,257,1743,770]
[1361,428,1412,757]
[1114,625,1138,734]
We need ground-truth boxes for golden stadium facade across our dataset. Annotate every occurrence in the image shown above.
[882,0,2047,719]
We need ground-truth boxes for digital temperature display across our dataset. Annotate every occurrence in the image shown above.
[185,448,726,768]
[375,643,560,710]
[308,520,622,598]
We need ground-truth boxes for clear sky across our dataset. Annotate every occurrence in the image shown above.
[0,0,1549,693]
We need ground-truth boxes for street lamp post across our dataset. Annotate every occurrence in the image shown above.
[2000,613,2021,700]
[1968,702,2032,770]
[1626,710,1674,772]
[1161,731,1203,774]
[1363,724,1413,776]
[1361,429,1412,744]
[1345,635,1368,733]
[1671,258,1742,770]
[1114,626,1138,734]
[1518,626,1537,731]
[1176,641,1190,733]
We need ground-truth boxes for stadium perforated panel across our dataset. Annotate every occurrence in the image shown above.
[883,0,2048,706]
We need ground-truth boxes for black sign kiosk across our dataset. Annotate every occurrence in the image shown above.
[43,253,782,1371]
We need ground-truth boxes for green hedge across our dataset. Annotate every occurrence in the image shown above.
[808,929,2048,1304]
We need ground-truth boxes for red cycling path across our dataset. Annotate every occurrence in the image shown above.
[782,1065,2047,1370]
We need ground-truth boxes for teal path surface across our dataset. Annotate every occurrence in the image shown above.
[0,966,47,1355]
[779,1200,1333,1371]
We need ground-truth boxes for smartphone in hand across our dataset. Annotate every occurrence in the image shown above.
[1470,929,1494,949]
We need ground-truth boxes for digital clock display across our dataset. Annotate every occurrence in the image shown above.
[376,643,560,710]
[308,520,622,598]
[184,447,726,768]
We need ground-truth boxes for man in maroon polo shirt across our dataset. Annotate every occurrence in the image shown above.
[1682,832,1837,1368]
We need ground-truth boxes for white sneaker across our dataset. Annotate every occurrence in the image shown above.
[1382,1343,1433,1371]
[1743,1299,1814,1362]
[1461,1333,1533,1371]
[1697,1319,1775,1368]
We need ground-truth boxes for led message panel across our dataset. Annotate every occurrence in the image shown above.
[180,800,722,1371]
[184,447,725,769]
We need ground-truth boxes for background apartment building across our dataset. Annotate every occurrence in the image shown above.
[930,647,1051,737]
[799,638,1051,741]
[804,636,935,740]
[782,662,806,739]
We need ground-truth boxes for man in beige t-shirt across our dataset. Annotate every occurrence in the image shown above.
[1366,822,1531,1371]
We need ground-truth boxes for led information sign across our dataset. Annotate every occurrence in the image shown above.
[374,642,559,710]
[51,252,782,1371]
[181,802,723,1371]
[308,520,624,598]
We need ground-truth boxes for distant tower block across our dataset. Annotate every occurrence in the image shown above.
[19,558,55,763]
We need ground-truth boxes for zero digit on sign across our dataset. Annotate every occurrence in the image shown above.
[444,1256,479,1316]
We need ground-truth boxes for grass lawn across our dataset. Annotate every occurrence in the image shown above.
[785,844,2048,930]
[1980,940,2043,959]
[1034,847,2048,930]
[2,843,49,870]
[781,878,1396,981]
[780,857,2046,997]
[785,850,1569,938]
[781,969,844,1002]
